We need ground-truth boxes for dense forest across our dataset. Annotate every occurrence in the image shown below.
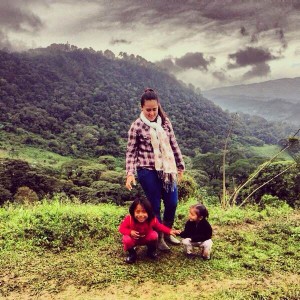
[0,44,298,206]
[0,44,294,157]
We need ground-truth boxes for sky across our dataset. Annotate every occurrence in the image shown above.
[1,0,300,90]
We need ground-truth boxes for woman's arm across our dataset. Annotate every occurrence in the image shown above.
[166,119,185,171]
[125,122,138,190]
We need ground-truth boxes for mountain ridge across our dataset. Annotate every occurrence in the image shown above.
[203,77,300,103]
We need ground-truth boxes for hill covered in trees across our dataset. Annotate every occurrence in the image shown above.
[0,44,298,206]
[0,44,294,159]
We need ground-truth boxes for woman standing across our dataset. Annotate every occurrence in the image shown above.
[125,88,185,251]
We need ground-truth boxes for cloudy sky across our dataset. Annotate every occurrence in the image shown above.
[1,0,300,90]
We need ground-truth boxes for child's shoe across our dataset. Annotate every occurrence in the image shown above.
[147,243,158,259]
[185,252,196,258]
[201,255,210,260]
[125,248,137,264]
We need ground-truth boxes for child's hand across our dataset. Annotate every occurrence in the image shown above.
[130,230,140,239]
[170,229,181,236]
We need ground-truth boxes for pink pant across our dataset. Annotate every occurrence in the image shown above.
[122,230,158,251]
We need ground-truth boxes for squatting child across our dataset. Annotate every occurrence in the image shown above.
[179,203,213,260]
[119,197,180,264]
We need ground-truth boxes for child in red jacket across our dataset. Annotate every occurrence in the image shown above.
[119,197,180,264]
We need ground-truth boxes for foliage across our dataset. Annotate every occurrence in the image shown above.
[241,162,299,207]
[177,174,199,201]
[13,186,39,205]
[0,47,292,160]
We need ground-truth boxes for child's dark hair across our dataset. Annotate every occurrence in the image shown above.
[129,196,155,223]
[140,88,167,125]
[190,203,209,219]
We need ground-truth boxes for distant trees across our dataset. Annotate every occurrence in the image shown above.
[0,48,293,160]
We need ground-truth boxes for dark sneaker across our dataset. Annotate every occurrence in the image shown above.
[125,248,137,264]
[201,255,210,260]
[186,253,196,258]
[147,251,158,259]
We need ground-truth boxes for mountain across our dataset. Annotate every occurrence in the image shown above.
[0,44,294,159]
[202,78,300,126]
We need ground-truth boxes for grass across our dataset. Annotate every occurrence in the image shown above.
[250,144,293,161]
[0,130,76,170]
[0,197,299,299]
[0,145,73,170]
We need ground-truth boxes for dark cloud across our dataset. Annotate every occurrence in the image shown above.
[240,26,248,36]
[110,39,131,45]
[228,47,277,69]
[156,52,215,73]
[0,1,43,32]
[213,71,227,82]
[155,58,179,73]
[68,0,297,48]
[243,63,271,79]
[276,28,287,49]
[175,52,212,71]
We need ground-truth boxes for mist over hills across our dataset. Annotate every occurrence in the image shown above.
[0,44,294,158]
[203,78,300,126]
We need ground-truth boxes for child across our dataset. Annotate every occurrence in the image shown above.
[179,203,213,260]
[119,197,180,264]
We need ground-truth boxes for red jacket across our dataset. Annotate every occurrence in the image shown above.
[119,215,171,236]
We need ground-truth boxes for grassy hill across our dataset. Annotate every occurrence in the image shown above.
[0,196,299,299]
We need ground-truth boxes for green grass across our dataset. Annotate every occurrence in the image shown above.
[250,144,293,161]
[0,145,74,169]
[0,197,299,299]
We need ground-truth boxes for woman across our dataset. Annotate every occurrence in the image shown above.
[125,88,185,251]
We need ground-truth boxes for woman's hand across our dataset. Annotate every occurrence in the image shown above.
[177,170,184,184]
[126,175,136,191]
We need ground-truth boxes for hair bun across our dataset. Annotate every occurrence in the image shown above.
[144,88,155,93]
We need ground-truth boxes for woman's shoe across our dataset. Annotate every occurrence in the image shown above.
[157,233,170,251]
[164,234,181,245]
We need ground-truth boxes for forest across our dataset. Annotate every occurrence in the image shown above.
[0,43,299,207]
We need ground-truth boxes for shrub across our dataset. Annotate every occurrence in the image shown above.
[260,194,286,209]
[14,186,39,205]
[178,174,198,201]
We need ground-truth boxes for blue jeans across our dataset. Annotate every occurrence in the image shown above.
[137,168,178,225]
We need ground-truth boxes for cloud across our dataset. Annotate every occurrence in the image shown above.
[213,71,227,82]
[0,30,12,51]
[0,1,43,32]
[110,39,131,45]
[243,63,271,79]
[155,58,179,73]
[175,52,213,71]
[228,47,278,68]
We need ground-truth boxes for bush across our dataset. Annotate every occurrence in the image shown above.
[14,186,39,205]
[260,194,286,209]
[178,174,198,201]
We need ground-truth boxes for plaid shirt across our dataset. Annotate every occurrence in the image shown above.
[126,117,185,175]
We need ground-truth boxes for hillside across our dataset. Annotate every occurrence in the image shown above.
[1,198,299,299]
[0,44,293,159]
[203,77,300,103]
[203,78,300,126]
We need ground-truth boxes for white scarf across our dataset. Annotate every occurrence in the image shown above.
[140,112,177,190]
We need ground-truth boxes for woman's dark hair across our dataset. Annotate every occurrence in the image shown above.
[140,88,167,124]
[129,196,155,223]
[190,203,209,219]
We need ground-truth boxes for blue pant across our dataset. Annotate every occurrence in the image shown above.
[137,168,178,225]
